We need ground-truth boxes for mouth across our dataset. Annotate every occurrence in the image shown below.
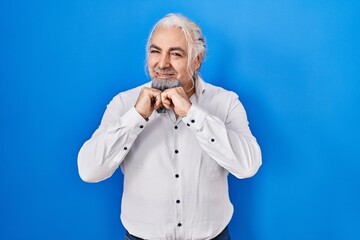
[153,67,177,79]
[156,72,177,79]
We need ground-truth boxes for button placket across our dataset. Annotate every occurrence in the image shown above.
[173,123,183,233]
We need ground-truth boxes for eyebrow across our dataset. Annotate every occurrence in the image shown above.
[150,44,186,54]
[150,44,161,50]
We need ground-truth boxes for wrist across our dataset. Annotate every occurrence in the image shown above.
[181,102,192,117]
[134,105,150,120]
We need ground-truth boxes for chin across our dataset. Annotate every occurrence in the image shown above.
[151,78,181,91]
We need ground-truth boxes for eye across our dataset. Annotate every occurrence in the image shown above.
[150,49,160,54]
[171,52,183,57]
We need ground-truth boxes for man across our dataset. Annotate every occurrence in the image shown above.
[78,13,262,240]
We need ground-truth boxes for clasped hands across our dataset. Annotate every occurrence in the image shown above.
[135,87,191,119]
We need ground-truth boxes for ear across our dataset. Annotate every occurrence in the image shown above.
[194,53,203,70]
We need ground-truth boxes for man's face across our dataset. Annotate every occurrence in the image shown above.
[147,26,201,90]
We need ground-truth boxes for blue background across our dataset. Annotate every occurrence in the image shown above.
[1,0,359,239]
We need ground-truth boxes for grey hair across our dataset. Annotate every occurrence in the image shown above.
[145,13,206,78]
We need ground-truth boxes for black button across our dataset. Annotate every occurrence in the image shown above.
[175,150,179,154]
[124,147,128,150]
[178,223,182,227]
[187,123,190,127]
[174,126,178,129]
[140,125,144,128]
[175,174,179,178]
[211,138,215,142]
[176,200,180,204]
[191,119,195,123]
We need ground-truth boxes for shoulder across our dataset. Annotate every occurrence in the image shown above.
[197,80,242,121]
[202,81,239,102]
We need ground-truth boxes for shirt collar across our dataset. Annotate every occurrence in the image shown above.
[195,76,206,99]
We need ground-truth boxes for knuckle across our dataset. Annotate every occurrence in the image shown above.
[140,87,149,94]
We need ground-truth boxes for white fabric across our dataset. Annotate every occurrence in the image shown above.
[78,77,262,240]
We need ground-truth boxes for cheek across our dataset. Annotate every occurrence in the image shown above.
[147,57,155,68]
[172,61,188,75]
[147,66,155,79]
[147,58,156,73]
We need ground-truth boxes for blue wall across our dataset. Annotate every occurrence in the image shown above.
[1,1,359,239]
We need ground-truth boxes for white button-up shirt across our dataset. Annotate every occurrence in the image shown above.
[78,77,262,240]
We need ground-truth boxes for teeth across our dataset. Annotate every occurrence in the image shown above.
[158,74,174,77]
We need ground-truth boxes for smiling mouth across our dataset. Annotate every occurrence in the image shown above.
[156,73,177,78]
[154,67,177,78]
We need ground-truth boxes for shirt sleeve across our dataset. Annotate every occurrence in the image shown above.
[181,93,262,179]
[77,95,148,183]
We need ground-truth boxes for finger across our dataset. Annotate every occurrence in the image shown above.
[151,88,162,95]
[162,99,172,109]
[145,88,156,97]
[151,89,162,103]
[153,93,162,109]
[146,89,158,103]
[161,90,172,101]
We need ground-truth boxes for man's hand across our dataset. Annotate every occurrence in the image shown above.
[135,87,162,119]
[161,87,191,117]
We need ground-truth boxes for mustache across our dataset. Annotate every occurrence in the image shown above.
[153,67,177,75]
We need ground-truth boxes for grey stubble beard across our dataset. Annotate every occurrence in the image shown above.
[151,78,181,113]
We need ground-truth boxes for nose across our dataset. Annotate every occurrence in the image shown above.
[158,53,171,69]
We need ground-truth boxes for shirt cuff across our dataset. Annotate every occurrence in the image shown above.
[120,106,148,135]
[181,104,207,132]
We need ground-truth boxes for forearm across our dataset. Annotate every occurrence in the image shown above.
[78,107,147,182]
[182,104,262,179]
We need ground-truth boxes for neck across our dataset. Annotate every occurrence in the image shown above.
[185,88,195,99]
[184,75,197,99]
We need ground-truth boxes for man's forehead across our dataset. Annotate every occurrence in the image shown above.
[150,26,187,46]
